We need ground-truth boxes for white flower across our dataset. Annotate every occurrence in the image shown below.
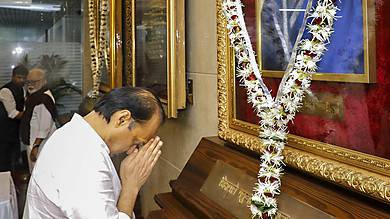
[260,151,275,164]
[267,207,278,217]
[286,113,295,122]
[306,59,317,70]
[274,129,287,141]
[301,78,312,89]
[280,96,293,113]
[300,39,313,51]
[251,194,263,203]
[260,112,275,127]
[313,42,327,53]
[264,181,281,195]
[308,24,319,32]
[263,196,278,208]
[237,67,252,78]
[250,203,263,217]
[259,127,273,137]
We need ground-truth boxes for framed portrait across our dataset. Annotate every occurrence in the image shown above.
[257,0,376,83]
[122,0,186,118]
[90,0,186,118]
[217,0,390,204]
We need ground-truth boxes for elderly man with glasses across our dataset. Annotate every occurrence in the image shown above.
[20,68,57,172]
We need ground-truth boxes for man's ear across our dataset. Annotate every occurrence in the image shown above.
[115,110,132,127]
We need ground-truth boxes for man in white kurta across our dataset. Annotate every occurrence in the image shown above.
[20,69,57,172]
[24,87,165,219]
[27,89,57,170]
[24,114,132,218]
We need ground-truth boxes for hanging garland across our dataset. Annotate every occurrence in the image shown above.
[88,0,100,97]
[99,0,111,80]
[222,0,340,218]
[88,0,110,98]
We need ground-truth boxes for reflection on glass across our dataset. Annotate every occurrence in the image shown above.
[0,1,83,123]
[260,0,306,70]
[135,0,167,100]
[260,0,365,74]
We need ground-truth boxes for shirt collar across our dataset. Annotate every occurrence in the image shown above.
[70,113,111,154]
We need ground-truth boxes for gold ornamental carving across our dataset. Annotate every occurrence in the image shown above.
[124,0,135,86]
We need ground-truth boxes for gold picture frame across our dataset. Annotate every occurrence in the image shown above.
[216,0,390,204]
[110,0,124,89]
[256,0,376,83]
[122,0,186,118]
[91,0,186,118]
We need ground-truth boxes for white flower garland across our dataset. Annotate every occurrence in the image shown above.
[88,0,110,98]
[88,0,100,97]
[222,0,339,218]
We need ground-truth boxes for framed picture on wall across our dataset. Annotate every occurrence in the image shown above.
[217,0,390,204]
[257,0,376,83]
[122,0,186,118]
[91,0,186,118]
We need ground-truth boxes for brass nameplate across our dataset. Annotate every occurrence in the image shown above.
[200,160,257,218]
[300,92,344,120]
[201,160,334,219]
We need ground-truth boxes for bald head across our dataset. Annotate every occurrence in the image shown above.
[28,68,46,80]
[26,68,47,94]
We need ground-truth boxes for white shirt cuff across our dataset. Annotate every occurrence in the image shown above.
[8,109,20,119]
[37,130,49,139]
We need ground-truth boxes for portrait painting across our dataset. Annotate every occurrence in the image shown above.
[217,0,390,203]
[258,0,375,83]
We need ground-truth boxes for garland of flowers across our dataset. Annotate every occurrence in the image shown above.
[99,0,111,80]
[88,0,110,98]
[222,0,339,218]
[88,0,100,97]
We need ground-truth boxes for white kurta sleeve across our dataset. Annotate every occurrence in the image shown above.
[34,104,54,139]
[60,155,132,219]
[0,88,20,119]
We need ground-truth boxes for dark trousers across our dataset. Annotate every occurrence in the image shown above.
[0,140,20,171]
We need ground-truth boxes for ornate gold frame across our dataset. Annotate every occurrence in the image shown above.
[109,0,124,88]
[122,0,186,118]
[123,0,135,88]
[256,0,376,83]
[217,0,390,203]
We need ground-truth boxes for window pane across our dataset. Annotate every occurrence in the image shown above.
[0,0,83,120]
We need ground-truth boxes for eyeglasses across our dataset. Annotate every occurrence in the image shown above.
[25,79,43,85]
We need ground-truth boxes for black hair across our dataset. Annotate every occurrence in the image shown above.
[93,87,165,127]
[12,65,28,76]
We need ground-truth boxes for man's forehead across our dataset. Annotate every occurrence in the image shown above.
[28,71,44,79]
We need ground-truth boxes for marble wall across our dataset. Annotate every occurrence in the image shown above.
[140,0,218,216]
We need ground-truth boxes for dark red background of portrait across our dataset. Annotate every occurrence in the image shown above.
[235,0,390,159]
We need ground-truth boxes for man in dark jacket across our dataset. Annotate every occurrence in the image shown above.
[0,65,28,171]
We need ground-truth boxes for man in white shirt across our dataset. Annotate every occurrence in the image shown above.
[24,87,165,219]
[20,68,57,172]
[0,65,28,171]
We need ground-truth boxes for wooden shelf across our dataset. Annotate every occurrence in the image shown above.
[148,137,390,219]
